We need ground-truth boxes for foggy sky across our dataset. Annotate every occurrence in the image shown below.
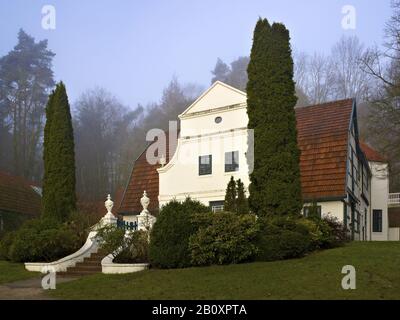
[0,0,392,108]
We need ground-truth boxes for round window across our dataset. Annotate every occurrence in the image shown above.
[215,116,222,124]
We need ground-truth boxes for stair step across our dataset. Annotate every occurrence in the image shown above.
[56,251,107,277]
[70,267,102,273]
[76,260,101,266]
[58,271,98,277]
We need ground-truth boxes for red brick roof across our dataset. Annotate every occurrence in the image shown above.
[0,171,41,216]
[296,99,354,200]
[119,99,356,213]
[359,142,386,163]
[119,133,178,214]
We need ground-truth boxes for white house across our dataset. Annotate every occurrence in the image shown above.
[118,81,393,241]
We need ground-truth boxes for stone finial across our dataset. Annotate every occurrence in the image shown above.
[101,194,117,225]
[105,194,114,214]
[138,190,156,231]
[140,191,150,212]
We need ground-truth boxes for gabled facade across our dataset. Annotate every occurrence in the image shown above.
[360,142,390,241]
[296,99,371,241]
[118,81,391,241]
[158,81,251,210]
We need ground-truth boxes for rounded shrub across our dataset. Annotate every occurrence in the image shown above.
[149,198,210,269]
[189,212,259,266]
[97,225,149,263]
[6,214,92,263]
[9,219,81,262]
[255,216,312,261]
[115,230,149,264]
[316,215,349,248]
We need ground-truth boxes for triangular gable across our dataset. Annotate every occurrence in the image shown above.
[180,81,246,116]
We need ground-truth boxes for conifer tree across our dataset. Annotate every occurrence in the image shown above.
[236,179,249,215]
[224,176,237,212]
[42,82,76,222]
[246,18,303,217]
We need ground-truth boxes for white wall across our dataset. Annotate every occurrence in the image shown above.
[369,162,389,241]
[303,201,344,222]
[158,128,251,207]
[389,228,400,241]
[159,82,251,208]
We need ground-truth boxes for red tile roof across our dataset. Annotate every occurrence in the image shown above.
[119,132,178,214]
[119,99,356,213]
[296,99,354,200]
[359,142,386,163]
[0,171,41,216]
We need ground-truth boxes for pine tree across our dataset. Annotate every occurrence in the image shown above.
[236,179,249,215]
[42,82,77,222]
[224,176,237,212]
[246,18,303,217]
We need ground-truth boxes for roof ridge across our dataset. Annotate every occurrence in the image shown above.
[297,98,354,110]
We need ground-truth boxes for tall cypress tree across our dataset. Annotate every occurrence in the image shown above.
[246,18,302,217]
[42,82,76,222]
[236,179,249,215]
[224,176,237,212]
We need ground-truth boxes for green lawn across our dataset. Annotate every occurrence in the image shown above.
[48,242,400,300]
[0,261,39,285]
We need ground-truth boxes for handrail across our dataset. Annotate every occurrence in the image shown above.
[389,193,400,206]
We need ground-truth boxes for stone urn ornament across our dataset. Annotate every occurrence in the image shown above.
[138,190,156,231]
[102,194,117,225]
[140,191,150,214]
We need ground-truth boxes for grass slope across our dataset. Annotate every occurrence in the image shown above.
[0,261,39,285]
[48,242,400,300]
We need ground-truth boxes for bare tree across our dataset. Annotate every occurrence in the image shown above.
[73,88,143,200]
[330,36,373,102]
[360,0,400,191]
[307,53,333,104]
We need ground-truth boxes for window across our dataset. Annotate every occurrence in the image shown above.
[199,155,212,175]
[215,116,222,124]
[225,151,239,172]
[209,201,224,213]
[357,160,361,183]
[356,210,360,233]
[349,146,354,191]
[372,209,383,232]
[303,205,322,218]
[363,166,369,192]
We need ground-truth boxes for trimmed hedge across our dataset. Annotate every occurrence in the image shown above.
[149,198,210,269]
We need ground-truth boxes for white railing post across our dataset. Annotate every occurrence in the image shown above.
[389,193,400,206]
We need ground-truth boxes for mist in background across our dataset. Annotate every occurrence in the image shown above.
[0,0,392,106]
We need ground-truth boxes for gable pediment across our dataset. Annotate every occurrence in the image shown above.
[179,81,246,117]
